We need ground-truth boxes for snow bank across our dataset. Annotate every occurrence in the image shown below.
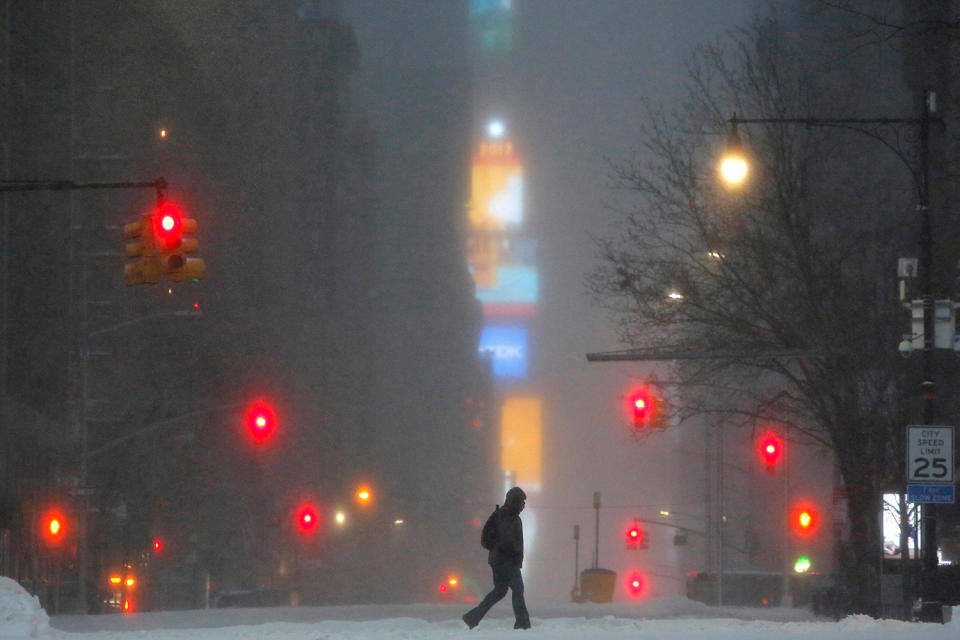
[0,577,49,638]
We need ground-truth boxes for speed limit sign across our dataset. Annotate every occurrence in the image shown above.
[906,425,954,483]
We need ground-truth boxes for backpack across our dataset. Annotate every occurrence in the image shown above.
[480,505,500,550]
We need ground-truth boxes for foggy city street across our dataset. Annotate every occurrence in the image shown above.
[3,0,960,638]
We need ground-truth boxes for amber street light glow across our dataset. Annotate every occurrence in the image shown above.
[720,155,748,184]
[720,120,749,186]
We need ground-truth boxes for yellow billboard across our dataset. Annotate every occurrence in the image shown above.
[470,140,524,232]
[500,396,541,490]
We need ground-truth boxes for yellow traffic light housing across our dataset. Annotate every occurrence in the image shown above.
[124,213,162,286]
[123,201,206,285]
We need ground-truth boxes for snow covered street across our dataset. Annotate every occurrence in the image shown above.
[1,577,955,640]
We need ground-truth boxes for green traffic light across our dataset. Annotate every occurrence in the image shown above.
[794,556,811,573]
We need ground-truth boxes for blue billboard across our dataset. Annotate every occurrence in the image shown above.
[479,325,527,379]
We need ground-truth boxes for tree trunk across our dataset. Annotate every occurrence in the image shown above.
[838,461,883,616]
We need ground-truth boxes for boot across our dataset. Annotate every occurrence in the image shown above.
[514,612,531,629]
[462,613,479,630]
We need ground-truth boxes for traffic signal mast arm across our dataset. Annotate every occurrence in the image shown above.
[0,178,166,193]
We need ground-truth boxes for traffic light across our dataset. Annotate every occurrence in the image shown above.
[245,400,277,445]
[40,508,68,548]
[295,503,320,533]
[794,556,812,573]
[626,572,645,598]
[627,386,665,429]
[758,433,783,472]
[790,504,819,536]
[124,214,161,285]
[625,521,648,550]
[124,200,205,285]
[356,486,373,505]
[153,201,206,282]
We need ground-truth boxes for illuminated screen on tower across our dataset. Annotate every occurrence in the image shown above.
[470,141,523,231]
[501,395,542,490]
[469,0,514,53]
[479,325,527,379]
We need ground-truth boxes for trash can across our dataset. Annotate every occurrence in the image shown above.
[579,568,617,603]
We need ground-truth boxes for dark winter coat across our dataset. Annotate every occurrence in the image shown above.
[488,491,525,567]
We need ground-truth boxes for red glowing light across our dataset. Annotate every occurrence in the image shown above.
[153,538,163,552]
[295,503,320,533]
[245,400,277,444]
[759,433,783,470]
[41,509,67,546]
[153,202,184,250]
[626,572,645,597]
[790,504,819,535]
[627,387,657,428]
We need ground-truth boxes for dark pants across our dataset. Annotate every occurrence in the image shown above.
[464,563,530,628]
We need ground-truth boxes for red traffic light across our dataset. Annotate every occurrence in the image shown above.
[790,504,818,535]
[625,520,649,549]
[295,504,319,532]
[628,387,657,428]
[153,202,184,250]
[626,572,645,598]
[153,538,163,553]
[759,433,783,471]
[245,400,278,445]
[40,509,68,547]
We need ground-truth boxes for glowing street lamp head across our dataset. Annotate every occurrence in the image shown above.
[720,155,748,184]
[720,121,749,186]
[487,119,505,138]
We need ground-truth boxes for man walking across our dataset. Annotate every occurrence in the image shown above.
[462,486,531,630]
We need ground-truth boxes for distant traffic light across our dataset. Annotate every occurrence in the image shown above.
[40,509,68,547]
[794,556,812,573]
[295,503,320,533]
[356,486,372,505]
[628,387,663,429]
[245,400,277,445]
[625,521,648,550]
[758,433,783,472]
[791,504,819,535]
[626,572,645,598]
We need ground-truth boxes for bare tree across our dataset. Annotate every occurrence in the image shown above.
[590,18,914,615]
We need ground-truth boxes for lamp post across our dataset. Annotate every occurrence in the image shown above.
[720,90,942,621]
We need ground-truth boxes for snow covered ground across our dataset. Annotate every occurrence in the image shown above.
[3,577,959,640]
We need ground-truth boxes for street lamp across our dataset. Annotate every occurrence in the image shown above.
[719,90,942,621]
[719,120,748,186]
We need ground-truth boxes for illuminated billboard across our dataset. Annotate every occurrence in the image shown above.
[475,266,538,317]
[479,325,527,379]
[470,141,524,231]
[469,0,514,53]
[501,396,541,490]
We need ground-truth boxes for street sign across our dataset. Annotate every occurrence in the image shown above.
[907,484,956,504]
[906,425,954,484]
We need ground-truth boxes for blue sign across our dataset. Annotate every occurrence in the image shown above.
[478,325,527,379]
[907,484,956,504]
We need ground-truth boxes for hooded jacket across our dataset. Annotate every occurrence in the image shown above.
[488,487,525,567]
